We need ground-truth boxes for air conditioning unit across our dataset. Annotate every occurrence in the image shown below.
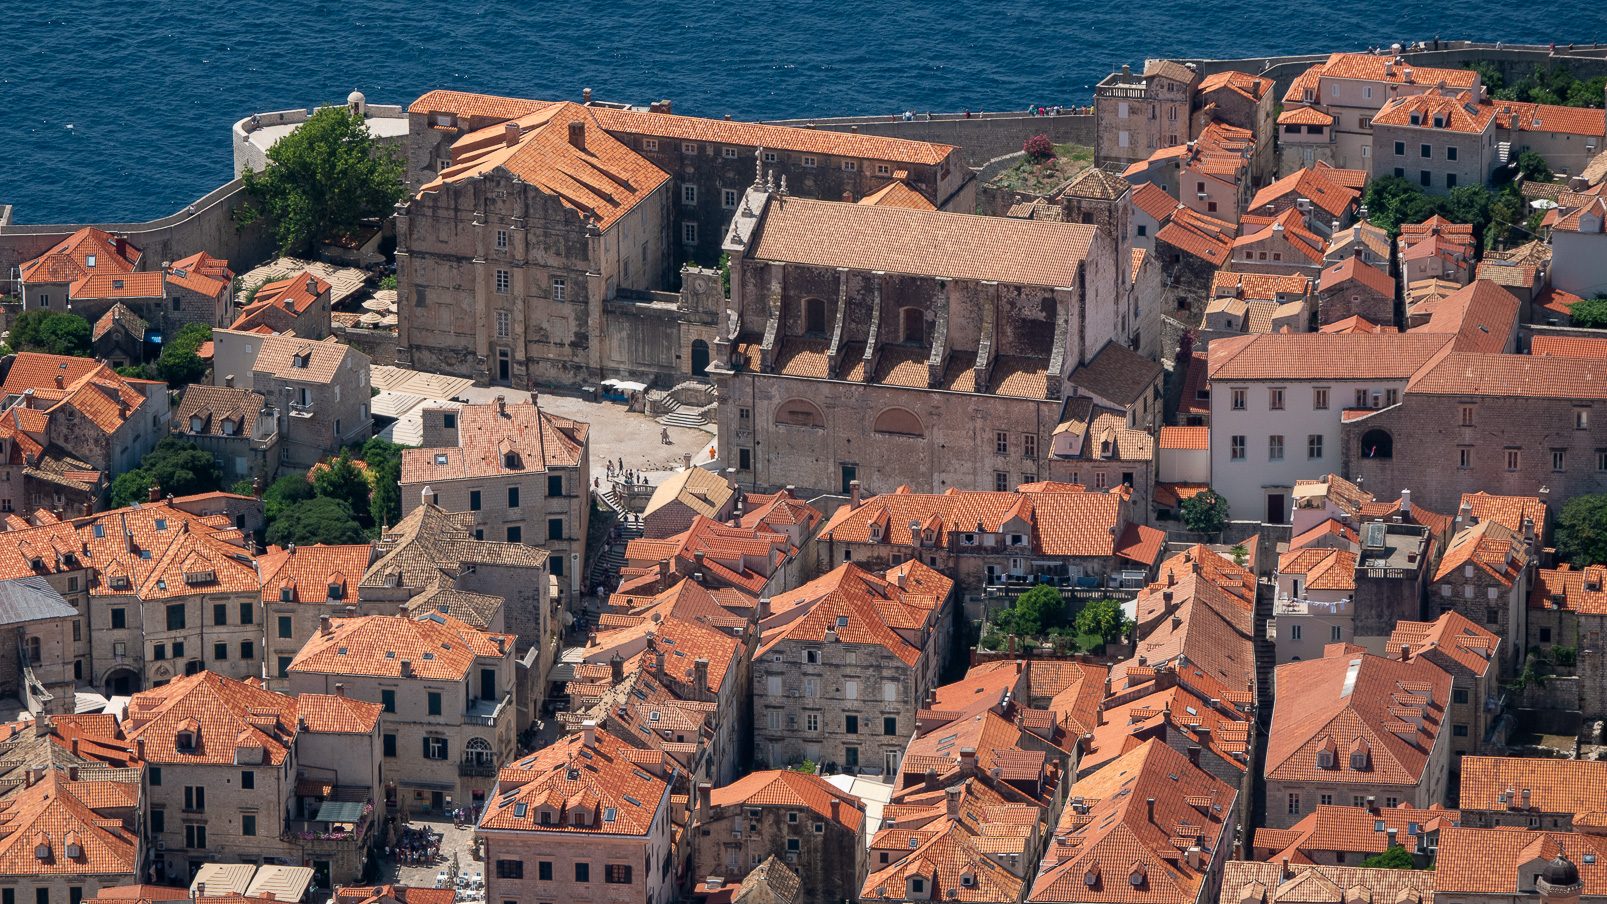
[785,852,798,864]
[731,829,743,838]
[1196,193,1209,201]
[156,839,166,851]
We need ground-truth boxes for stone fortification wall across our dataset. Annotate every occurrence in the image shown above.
[761,111,1095,169]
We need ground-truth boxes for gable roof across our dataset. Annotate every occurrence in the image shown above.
[1387,611,1500,678]
[401,399,587,483]
[174,385,265,437]
[710,770,865,832]
[1319,256,1395,297]
[252,335,362,383]
[18,228,140,285]
[1414,280,1519,354]
[1070,341,1163,407]
[124,671,300,766]
[288,613,513,681]
[646,468,736,521]
[1208,333,1451,383]
[1249,168,1359,220]
[481,724,672,837]
[257,543,375,604]
[1372,90,1494,134]
[1405,351,1607,398]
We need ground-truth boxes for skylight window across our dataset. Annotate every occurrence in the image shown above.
[623,795,643,807]
[513,803,527,818]
[435,454,448,465]
[604,808,617,822]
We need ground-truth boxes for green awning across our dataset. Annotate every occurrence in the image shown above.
[315,800,366,823]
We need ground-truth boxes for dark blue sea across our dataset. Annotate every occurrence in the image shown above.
[1,0,1601,224]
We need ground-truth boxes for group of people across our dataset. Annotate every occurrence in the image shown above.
[606,459,649,484]
[386,825,442,867]
[1027,104,1079,116]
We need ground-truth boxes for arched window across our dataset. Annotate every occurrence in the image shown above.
[1360,428,1393,459]
[466,737,494,765]
[900,307,924,344]
[873,408,924,437]
[804,298,828,334]
[775,399,825,428]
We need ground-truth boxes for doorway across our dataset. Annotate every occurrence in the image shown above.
[1266,492,1286,525]
[431,791,445,812]
[497,350,510,384]
[691,339,710,377]
[840,464,858,494]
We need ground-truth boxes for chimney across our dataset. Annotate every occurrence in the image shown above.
[758,597,771,621]
[896,569,907,590]
[1146,797,1156,823]
[697,781,712,813]
[334,683,346,697]
[849,480,862,510]
[400,659,413,678]
[610,652,624,684]
[946,786,961,818]
[148,485,160,503]
[1400,489,1411,514]
[67,764,78,781]
[1122,64,1132,78]
[319,615,333,636]
[658,558,670,590]
[568,120,587,151]
[135,738,145,760]
[305,276,318,296]
[923,768,939,791]
[582,719,597,747]
[958,747,977,773]
[582,87,592,105]
[842,190,853,202]
[115,237,128,260]
[693,657,710,688]
[1163,589,1174,604]
[694,551,706,573]
[831,797,842,822]
[495,394,506,415]
[1281,857,1291,879]
[54,374,63,390]
[504,122,520,147]
[1167,570,1176,588]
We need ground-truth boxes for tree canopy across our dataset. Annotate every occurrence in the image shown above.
[1568,296,1607,330]
[355,437,408,529]
[1180,489,1230,533]
[152,322,212,386]
[1363,175,1537,249]
[995,585,1066,637]
[266,496,367,546]
[142,437,224,498]
[6,310,91,357]
[1488,63,1607,108]
[262,473,316,521]
[238,106,406,256]
[1359,846,1418,870]
[314,451,374,529]
[1556,494,1607,567]
[1075,598,1130,647]
[109,470,154,509]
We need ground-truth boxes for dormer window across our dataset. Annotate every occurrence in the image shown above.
[503,452,518,469]
[1433,115,1444,128]
[190,416,204,432]
[292,351,310,369]
[177,731,195,750]
[869,524,882,542]
[222,419,237,436]
[1350,750,1369,770]
[279,587,292,602]
[540,810,554,825]
[573,812,589,827]
[86,255,97,268]
[1409,114,1420,125]
[1129,865,1147,887]
[65,841,81,859]
[1010,533,1025,546]
[1316,750,1334,769]
[328,583,343,600]
[34,842,48,861]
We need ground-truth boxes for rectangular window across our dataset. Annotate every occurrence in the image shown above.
[1421,144,1432,159]
[277,656,292,678]
[1231,388,1246,410]
[547,517,564,540]
[1308,434,1323,460]
[153,644,166,661]
[185,825,206,849]
[1395,167,1405,179]
[1231,436,1246,460]
[682,223,697,244]
[1507,449,1521,471]
[242,813,256,836]
[885,716,898,735]
[383,733,396,757]
[1269,435,1284,461]
[805,677,820,698]
[184,786,205,811]
[381,689,396,712]
[1458,448,1472,468]
[682,184,697,205]
[996,432,1009,455]
[495,270,510,294]
[547,474,563,497]
[551,278,566,302]
[605,865,632,884]
[1446,173,1457,188]
[508,486,520,508]
[1421,170,1432,187]
[723,189,737,208]
[496,229,508,250]
[1357,389,1371,408]
[496,310,510,338]
[1447,145,1459,161]
[1023,435,1037,459]
[469,490,481,511]
[845,714,858,734]
[1461,405,1475,426]
[214,642,227,661]
[1453,688,1470,705]
[1269,388,1284,410]
[1288,793,1301,815]
[240,640,254,660]
[148,810,163,833]
[213,603,227,626]
[1599,451,1607,471]
[643,139,658,151]
[111,608,125,629]
[428,692,443,716]
[239,602,254,625]
[1291,624,1303,641]
[842,160,857,172]
[994,471,1009,492]
[423,737,449,760]
[1487,607,1501,625]
[497,861,525,880]
[277,616,293,639]
[150,767,161,786]
[1554,450,1566,472]
[538,861,553,881]
[1332,625,1343,641]
[575,863,590,883]
[1313,388,1329,410]
[681,142,696,154]
[507,525,522,543]
[1453,724,1469,737]
[166,604,185,631]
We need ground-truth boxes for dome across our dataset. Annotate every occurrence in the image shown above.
[348,90,366,105]
[1542,856,1580,888]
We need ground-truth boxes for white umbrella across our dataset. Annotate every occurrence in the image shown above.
[362,298,391,312]
[358,311,385,325]
[380,313,399,327]
[1531,198,1559,210]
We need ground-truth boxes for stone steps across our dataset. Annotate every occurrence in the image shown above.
[657,409,709,428]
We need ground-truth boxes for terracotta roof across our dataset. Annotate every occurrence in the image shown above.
[1208,333,1451,382]
[1459,756,1607,816]
[859,180,938,210]
[747,195,1096,287]
[1199,70,1274,103]
[1474,260,1541,288]
[1495,100,1606,136]
[91,304,148,342]
[231,270,327,330]
[1267,648,1450,788]
[759,563,941,666]
[68,271,163,301]
[1388,611,1500,679]
[1249,168,1359,220]
[258,543,375,604]
[1531,335,1607,362]
[296,693,383,734]
[401,399,587,483]
[252,334,363,383]
[1277,548,1357,592]
[1078,683,1251,777]
[1318,315,1391,334]
[1372,89,1494,134]
[0,771,138,877]
[1070,341,1163,407]
[334,886,454,904]
[1132,182,1181,222]
[1278,105,1335,126]
[288,613,513,681]
[174,385,265,438]
[1314,162,1369,190]
[17,228,140,285]
[863,813,1025,903]
[1459,491,1548,535]
[819,487,1129,558]
[1319,256,1395,297]
[1436,827,1607,896]
[710,770,865,832]
[1158,427,1209,450]
[1407,350,1607,397]
[1118,578,1257,705]
[1212,271,1313,303]
[1222,861,1437,904]
[1414,280,1519,353]
[646,467,736,522]
[1178,352,1210,417]
[125,671,301,766]
[1028,740,1234,904]
[1145,60,1201,85]
[1235,208,1326,265]
[481,724,672,837]
[1320,53,1478,88]
[1431,520,1526,587]
[1060,167,1133,201]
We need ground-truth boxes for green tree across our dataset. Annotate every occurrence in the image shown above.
[1007,585,1066,637]
[1445,184,1495,247]
[109,470,154,509]
[1075,598,1129,646]
[1360,846,1416,870]
[791,760,817,774]
[238,106,406,256]
[1515,151,1553,183]
[1567,76,1607,108]
[1180,489,1230,533]
[141,437,224,498]
[262,473,315,521]
[229,480,256,496]
[1569,296,1607,329]
[1556,493,1607,566]
[313,451,373,529]
[266,496,367,546]
[153,323,213,386]
[7,310,92,357]
[357,437,408,528]
[1463,61,1504,92]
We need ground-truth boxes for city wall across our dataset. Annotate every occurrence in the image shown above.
[762,111,1095,169]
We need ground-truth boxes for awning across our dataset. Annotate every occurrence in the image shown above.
[297,778,335,797]
[246,866,315,903]
[314,800,366,823]
[191,863,255,896]
[602,379,649,392]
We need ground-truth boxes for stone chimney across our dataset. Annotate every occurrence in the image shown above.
[697,781,712,813]
[33,715,49,738]
[115,237,129,260]
[849,480,861,510]
[224,374,234,388]
[958,747,977,774]
[610,652,625,684]
[54,374,63,389]
[495,394,506,415]
[334,683,346,697]
[504,122,521,147]
[319,615,333,636]
[1146,797,1156,823]
[568,120,587,151]
[148,485,161,503]
[1122,64,1131,78]
[946,786,961,818]
[693,658,709,689]
[923,769,939,791]
[1400,489,1411,514]
[582,719,597,747]
[400,659,413,678]
[831,797,842,822]
[582,87,593,105]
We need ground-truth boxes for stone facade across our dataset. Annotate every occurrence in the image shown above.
[692,773,867,904]
[250,335,373,470]
[1094,62,1199,169]
[1370,89,1498,194]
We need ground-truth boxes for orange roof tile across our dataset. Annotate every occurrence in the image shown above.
[710,770,865,832]
[1252,803,1459,861]
[1531,334,1607,357]
[1430,520,1526,588]
[1249,168,1359,220]
[1495,100,1606,136]
[1437,827,1607,896]
[1406,351,1607,398]
[0,772,138,878]
[1372,89,1494,134]
[859,180,938,211]
[1320,53,1477,88]
[759,563,940,666]
[1458,491,1548,535]
[125,671,300,766]
[1158,427,1209,450]
[289,613,513,681]
[17,228,141,286]
[482,724,671,837]
[1388,611,1500,679]
[1208,333,1451,382]
[296,693,383,734]
[401,399,587,483]
[1319,255,1395,297]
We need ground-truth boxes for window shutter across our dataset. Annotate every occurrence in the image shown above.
[423,736,432,758]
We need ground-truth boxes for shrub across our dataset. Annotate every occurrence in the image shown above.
[1360,846,1417,870]
[8,310,92,357]
[1180,489,1230,533]
[1075,598,1130,647]
[266,496,367,546]
[1569,296,1607,329]
[1556,494,1607,565]
[1023,134,1055,161]
[1008,584,1067,636]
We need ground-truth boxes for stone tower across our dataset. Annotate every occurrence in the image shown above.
[1057,168,1135,292]
[1536,854,1582,904]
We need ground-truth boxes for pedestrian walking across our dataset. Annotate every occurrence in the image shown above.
[661,427,672,444]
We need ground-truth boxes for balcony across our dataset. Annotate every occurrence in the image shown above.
[289,401,316,419]
[458,760,498,778]
[465,692,511,726]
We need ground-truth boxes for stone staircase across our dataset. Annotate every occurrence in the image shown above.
[648,383,718,428]
[587,506,643,587]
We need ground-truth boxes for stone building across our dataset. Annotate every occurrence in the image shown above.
[399,397,589,593]
[1153,204,1236,312]
[1528,564,1607,720]
[0,767,143,902]
[91,304,148,369]
[229,271,331,339]
[1219,861,1438,904]
[1194,71,1278,188]
[256,543,378,688]
[862,781,1032,904]
[1233,208,1329,279]
[641,467,738,539]
[693,771,866,904]
[1093,61,1200,169]
[1343,352,1607,516]
[288,612,518,810]
[1371,88,1498,194]
[1437,829,1603,904]
[124,671,380,885]
[1265,646,1452,830]
[1458,756,1607,830]
[0,577,80,716]
[1250,802,1458,865]
[1388,611,1503,766]
[1318,256,1397,327]
[397,91,970,388]
[0,352,172,490]
[713,183,1129,497]
[752,560,952,775]
[250,335,372,469]
[480,723,678,904]
[68,255,234,337]
[171,384,280,484]
[1246,167,1359,234]
[16,228,143,314]
[1426,520,1530,679]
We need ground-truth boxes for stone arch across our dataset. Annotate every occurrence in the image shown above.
[690,339,710,377]
[804,297,828,335]
[102,666,141,697]
[466,737,494,764]
[873,407,925,437]
[900,307,925,344]
[775,398,825,428]
[1360,428,1393,459]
